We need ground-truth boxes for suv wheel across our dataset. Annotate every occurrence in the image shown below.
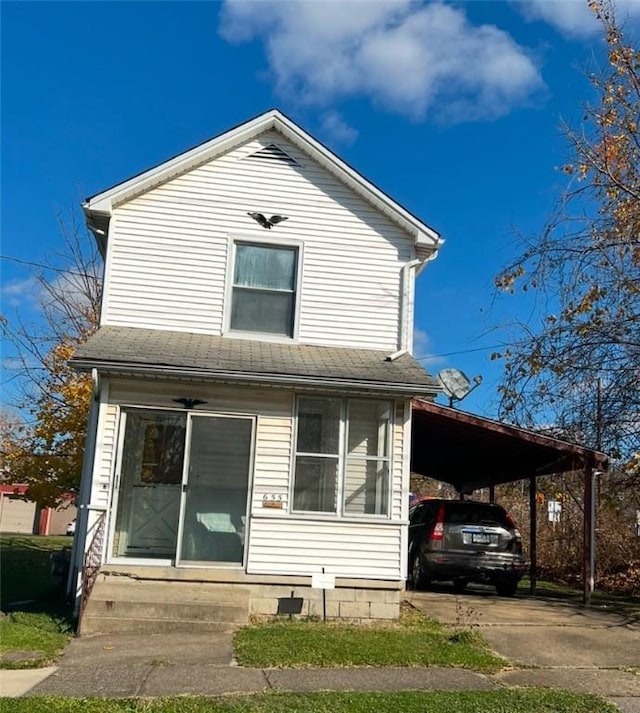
[452,578,468,594]
[495,581,518,597]
[410,552,427,590]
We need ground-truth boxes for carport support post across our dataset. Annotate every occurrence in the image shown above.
[529,476,537,596]
[583,465,595,606]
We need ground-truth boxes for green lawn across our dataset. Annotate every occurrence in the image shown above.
[0,611,73,669]
[1,691,618,712]
[0,535,74,669]
[0,535,71,606]
[233,608,505,670]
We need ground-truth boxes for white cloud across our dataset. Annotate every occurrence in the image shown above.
[320,111,358,145]
[413,327,443,364]
[1,277,39,308]
[219,0,544,123]
[517,0,640,38]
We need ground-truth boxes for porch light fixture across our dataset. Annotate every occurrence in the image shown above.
[172,398,207,409]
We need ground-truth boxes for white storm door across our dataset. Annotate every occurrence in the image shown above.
[111,409,187,560]
[177,415,254,566]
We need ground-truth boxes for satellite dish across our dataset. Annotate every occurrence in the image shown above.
[437,369,472,400]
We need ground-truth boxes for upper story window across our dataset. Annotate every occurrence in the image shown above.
[230,242,298,337]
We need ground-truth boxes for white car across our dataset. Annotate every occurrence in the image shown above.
[66,520,76,536]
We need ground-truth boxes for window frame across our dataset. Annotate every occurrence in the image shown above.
[224,235,303,342]
[291,395,394,519]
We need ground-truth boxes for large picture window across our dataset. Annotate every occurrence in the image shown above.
[230,242,298,337]
[292,397,392,517]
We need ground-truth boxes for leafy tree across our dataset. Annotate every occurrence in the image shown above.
[1,215,102,507]
[494,0,639,494]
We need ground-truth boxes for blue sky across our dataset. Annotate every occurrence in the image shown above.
[2,0,638,417]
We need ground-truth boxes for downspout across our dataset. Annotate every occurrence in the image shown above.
[386,253,435,361]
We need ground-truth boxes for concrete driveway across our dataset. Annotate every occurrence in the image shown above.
[407,586,640,669]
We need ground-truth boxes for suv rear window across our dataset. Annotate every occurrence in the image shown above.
[444,503,510,527]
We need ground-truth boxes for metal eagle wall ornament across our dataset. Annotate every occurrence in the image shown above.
[172,398,207,409]
[247,212,289,229]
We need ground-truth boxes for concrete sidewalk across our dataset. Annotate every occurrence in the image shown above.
[409,589,640,712]
[2,595,639,713]
[0,667,57,698]
[0,627,635,710]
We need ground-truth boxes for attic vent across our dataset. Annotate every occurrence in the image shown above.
[246,143,298,166]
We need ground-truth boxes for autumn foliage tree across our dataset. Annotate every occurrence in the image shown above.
[1,216,102,507]
[495,0,640,495]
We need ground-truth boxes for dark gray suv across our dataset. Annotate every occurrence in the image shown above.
[408,499,526,596]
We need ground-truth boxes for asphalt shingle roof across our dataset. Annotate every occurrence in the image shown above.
[72,326,438,395]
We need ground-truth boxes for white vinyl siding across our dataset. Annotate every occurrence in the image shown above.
[105,379,294,513]
[393,401,408,520]
[90,404,119,510]
[102,133,413,350]
[247,518,403,580]
[92,379,409,580]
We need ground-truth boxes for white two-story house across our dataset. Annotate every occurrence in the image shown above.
[71,109,443,633]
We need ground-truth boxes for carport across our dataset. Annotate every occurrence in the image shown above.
[411,399,609,605]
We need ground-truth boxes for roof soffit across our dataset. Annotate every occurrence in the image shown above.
[83,110,442,252]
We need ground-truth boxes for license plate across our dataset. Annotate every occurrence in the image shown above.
[471,533,492,544]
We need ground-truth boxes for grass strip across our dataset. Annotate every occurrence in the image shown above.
[0,611,73,669]
[233,609,504,670]
[1,691,618,712]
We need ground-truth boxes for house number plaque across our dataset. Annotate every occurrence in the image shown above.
[262,494,284,509]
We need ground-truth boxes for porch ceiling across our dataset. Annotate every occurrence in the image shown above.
[411,399,608,493]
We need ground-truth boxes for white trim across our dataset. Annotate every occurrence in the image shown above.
[250,511,408,526]
[174,412,194,564]
[104,404,124,565]
[73,361,439,397]
[84,110,442,252]
[99,214,116,327]
[336,399,347,518]
[290,395,394,519]
[107,556,174,567]
[223,234,304,341]
[175,411,256,569]
[400,399,412,581]
[68,379,104,605]
[106,405,256,569]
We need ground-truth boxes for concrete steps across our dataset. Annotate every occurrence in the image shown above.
[80,576,250,635]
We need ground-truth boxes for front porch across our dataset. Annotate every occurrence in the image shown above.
[80,564,403,634]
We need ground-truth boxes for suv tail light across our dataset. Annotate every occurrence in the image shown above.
[502,509,522,551]
[429,505,446,549]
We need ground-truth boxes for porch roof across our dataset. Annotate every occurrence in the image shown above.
[411,399,608,492]
[72,326,440,396]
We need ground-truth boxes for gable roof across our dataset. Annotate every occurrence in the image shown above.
[72,325,440,397]
[83,109,443,257]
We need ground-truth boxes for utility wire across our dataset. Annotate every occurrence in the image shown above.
[415,343,507,361]
[1,255,100,278]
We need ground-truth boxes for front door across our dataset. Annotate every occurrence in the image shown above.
[110,408,253,565]
[177,415,253,565]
